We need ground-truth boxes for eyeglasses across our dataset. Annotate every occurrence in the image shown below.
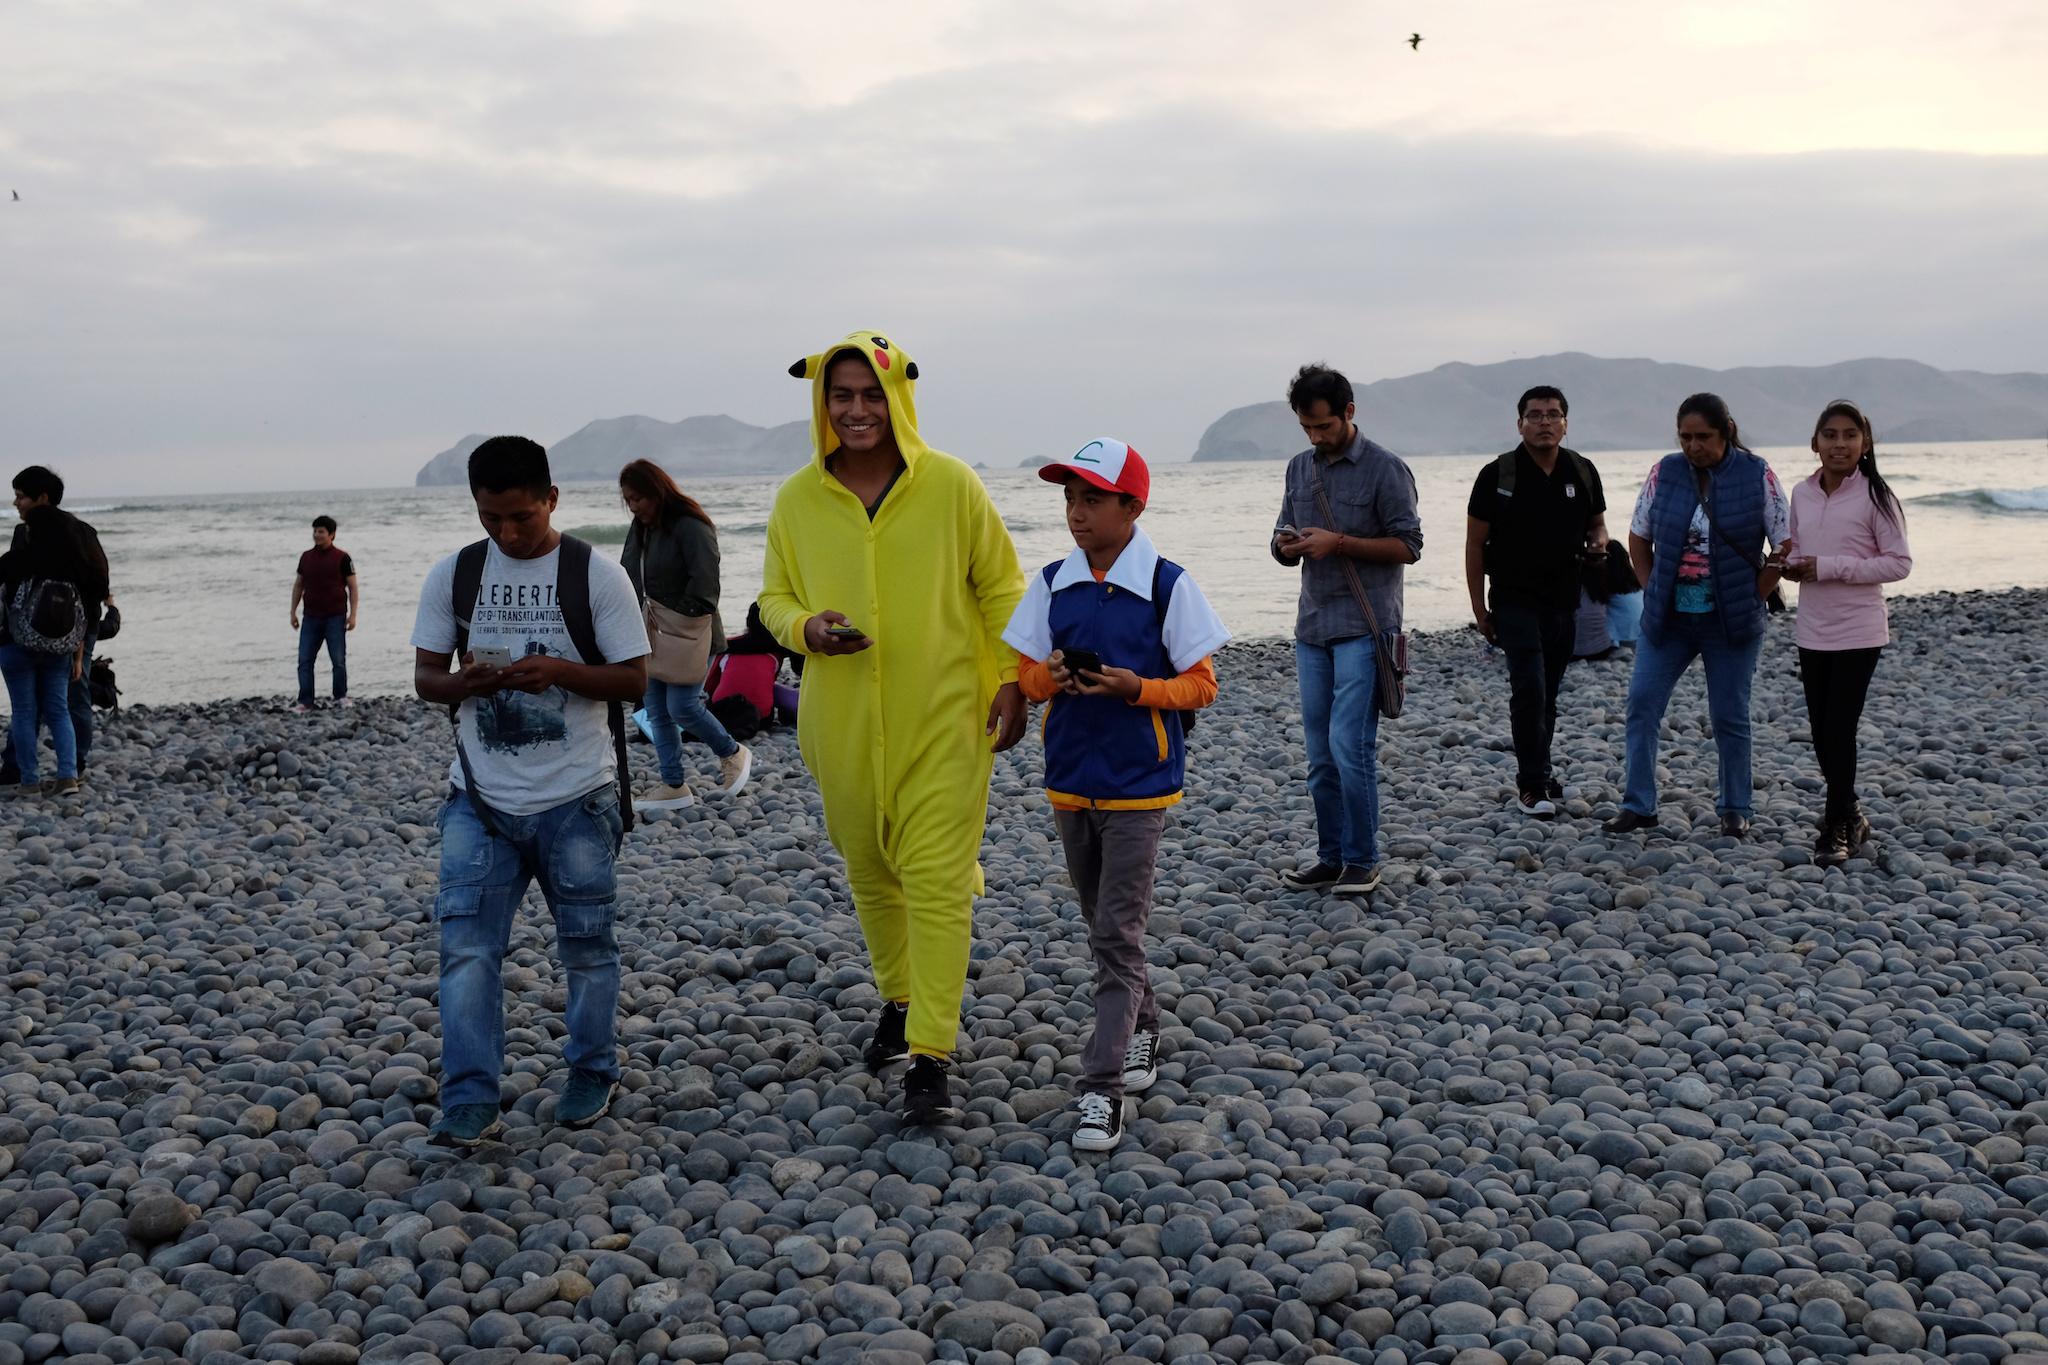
[1521,412,1565,424]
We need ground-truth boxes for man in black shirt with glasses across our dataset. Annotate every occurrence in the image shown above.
[1464,386,1608,818]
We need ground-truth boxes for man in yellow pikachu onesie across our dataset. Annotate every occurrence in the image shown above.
[759,330,1026,1123]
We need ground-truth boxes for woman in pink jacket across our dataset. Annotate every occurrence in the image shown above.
[1781,401,1911,865]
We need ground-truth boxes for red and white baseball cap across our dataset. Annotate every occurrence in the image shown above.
[1038,437,1150,503]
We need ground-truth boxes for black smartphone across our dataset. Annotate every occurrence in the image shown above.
[1061,648,1103,677]
[826,624,867,642]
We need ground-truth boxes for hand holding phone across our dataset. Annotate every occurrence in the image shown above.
[806,612,874,655]
[468,645,513,669]
[1060,647,1103,679]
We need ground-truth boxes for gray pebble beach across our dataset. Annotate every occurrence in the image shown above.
[4,587,2047,1365]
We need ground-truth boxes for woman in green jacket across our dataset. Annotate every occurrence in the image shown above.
[619,459,750,808]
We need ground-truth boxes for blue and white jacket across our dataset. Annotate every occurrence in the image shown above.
[1003,527,1231,809]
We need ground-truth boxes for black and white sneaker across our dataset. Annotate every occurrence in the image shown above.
[1516,790,1557,819]
[1282,860,1343,891]
[1545,776,1564,801]
[1072,1092,1126,1152]
[863,1001,909,1071]
[902,1055,957,1124]
[1122,1030,1159,1093]
[1332,864,1381,896]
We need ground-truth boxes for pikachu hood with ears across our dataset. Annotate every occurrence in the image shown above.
[788,329,929,468]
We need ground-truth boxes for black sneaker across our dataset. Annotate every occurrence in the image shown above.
[1121,1030,1159,1093]
[864,1001,909,1071]
[1282,860,1343,891]
[902,1055,956,1124]
[1718,812,1750,839]
[1072,1092,1126,1153]
[1332,864,1380,896]
[1545,776,1564,800]
[1515,790,1557,819]
[1846,809,1872,849]
[1604,810,1659,835]
[1814,822,1850,867]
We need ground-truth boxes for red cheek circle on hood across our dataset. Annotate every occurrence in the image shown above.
[873,349,891,370]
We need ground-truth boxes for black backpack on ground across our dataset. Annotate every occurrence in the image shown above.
[449,535,635,833]
[88,656,120,711]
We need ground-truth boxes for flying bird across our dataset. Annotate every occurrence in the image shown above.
[9,190,17,201]
[1408,33,1423,50]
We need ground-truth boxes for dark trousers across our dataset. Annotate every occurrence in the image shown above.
[1799,646,1881,823]
[298,614,348,703]
[1054,807,1166,1101]
[0,632,93,781]
[1494,600,1576,792]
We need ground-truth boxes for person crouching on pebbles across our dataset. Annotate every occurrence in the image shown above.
[411,436,650,1146]
[1002,440,1230,1151]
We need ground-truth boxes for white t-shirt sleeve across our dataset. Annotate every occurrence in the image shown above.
[587,556,651,663]
[1762,464,1791,548]
[411,552,460,654]
[1628,465,1659,540]
[1000,569,1055,662]
[1162,572,1232,674]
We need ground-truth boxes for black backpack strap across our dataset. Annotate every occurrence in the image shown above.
[1494,449,1519,499]
[450,539,490,665]
[554,535,636,833]
[1149,558,1195,735]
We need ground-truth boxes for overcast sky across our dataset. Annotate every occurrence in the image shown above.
[5,0,2046,494]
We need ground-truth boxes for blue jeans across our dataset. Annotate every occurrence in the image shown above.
[298,614,348,703]
[0,632,91,780]
[644,676,737,784]
[1622,615,1765,817]
[1296,636,1382,868]
[0,642,78,784]
[434,784,624,1109]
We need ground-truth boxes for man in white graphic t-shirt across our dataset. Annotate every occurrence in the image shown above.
[411,435,649,1145]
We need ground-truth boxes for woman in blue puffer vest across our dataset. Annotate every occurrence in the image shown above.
[1606,394,1789,839]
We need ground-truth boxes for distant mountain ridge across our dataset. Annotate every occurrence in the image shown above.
[1193,354,2048,461]
[415,414,810,486]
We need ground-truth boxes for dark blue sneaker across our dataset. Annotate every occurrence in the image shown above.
[557,1069,616,1127]
[429,1103,504,1147]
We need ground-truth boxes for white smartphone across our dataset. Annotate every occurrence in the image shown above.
[469,645,513,668]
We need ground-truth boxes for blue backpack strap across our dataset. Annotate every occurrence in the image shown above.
[1041,562,1061,588]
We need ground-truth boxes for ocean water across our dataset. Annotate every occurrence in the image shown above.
[18,440,2047,706]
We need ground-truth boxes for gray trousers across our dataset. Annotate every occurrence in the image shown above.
[1055,807,1166,1099]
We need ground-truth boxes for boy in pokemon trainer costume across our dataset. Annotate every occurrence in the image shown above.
[759,330,1027,1122]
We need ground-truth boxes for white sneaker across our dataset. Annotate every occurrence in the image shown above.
[1122,1030,1159,1093]
[291,702,313,715]
[1515,790,1557,819]
[717,744,752,798]
[638,781,694,811]
[1072,1092,1126,1152]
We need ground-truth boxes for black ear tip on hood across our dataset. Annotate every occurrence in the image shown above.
[787,360,808,378]
[905,361,920,381]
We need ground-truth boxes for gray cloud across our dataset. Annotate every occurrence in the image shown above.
[4,5,2045,492]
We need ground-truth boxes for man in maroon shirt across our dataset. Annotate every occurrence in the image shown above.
[290,515,358,712]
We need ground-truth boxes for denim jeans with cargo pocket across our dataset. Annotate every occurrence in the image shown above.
[434,783,624,1110]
